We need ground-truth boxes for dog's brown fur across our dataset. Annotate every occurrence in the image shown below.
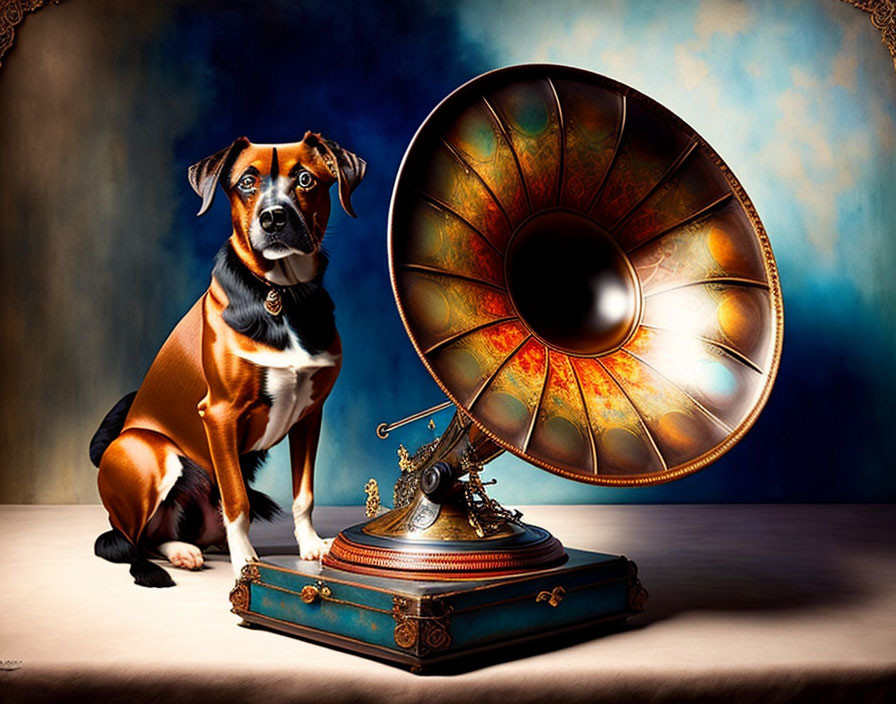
[95,133,364,583]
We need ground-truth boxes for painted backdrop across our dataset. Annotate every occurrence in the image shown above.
[0,0,894,506]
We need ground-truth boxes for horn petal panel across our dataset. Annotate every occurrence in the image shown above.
[389,65,783,486]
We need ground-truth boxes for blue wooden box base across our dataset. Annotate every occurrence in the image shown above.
[230,549,647,672]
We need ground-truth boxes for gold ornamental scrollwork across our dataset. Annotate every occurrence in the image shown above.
[364,478,381,518]
[392,597,419,650]
[229,583,250,614]
[843,0,896,72]
[240,562,261,584]
[229,561,261,614]
[392,596,452,655]
[420,619,451,652]
[0,0,61,69]
[536,585,566,608]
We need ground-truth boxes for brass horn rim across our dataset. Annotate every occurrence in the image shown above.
[387,63,784,487]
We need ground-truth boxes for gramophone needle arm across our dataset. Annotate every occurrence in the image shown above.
[375,399,454,439]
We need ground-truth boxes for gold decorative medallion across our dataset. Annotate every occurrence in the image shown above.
[300,580,332,604]
[421,620,451,651]
[300,585,321,604]
[264,289,282,316]
[392,597,418,650]
[391,596,452,654]
[394,621,418,650]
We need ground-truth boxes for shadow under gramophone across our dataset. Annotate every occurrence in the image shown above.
[230,583,636,676]
[602,312,896,623]
[620,504,885,626]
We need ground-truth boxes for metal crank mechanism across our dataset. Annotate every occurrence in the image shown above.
[373,401,519,538]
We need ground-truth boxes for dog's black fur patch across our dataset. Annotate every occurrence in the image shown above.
[240,450,268,483]
[95,528,176,588]
[205,450,283,523]
[95,528,137,563]
[212,242,336,354]
[240,450,282,522]
[129,557,176,588]
[247,487,282,522]
[162,458,215,544]
[165,454,281,536]
[89,391,137,467]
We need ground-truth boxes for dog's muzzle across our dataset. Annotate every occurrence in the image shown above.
[254,201,315,257]
[259,205,289,234]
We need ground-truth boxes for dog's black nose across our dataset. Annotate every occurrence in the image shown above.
[259,205,288,233]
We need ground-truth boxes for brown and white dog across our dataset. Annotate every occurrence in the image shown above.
[90,133,365,587]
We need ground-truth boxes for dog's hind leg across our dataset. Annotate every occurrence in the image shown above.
[144,457,225,571]
[96,428,184,586]
[94,527,175,588]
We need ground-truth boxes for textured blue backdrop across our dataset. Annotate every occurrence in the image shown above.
[0,0,893,505]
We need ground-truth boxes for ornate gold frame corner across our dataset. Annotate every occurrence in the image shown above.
[0,0,62,69]
[843,0,896,72]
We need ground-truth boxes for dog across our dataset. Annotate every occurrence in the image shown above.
[89,133,365,587]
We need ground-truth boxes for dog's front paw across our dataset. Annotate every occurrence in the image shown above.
[297,532,332,560]
[158,541,204,570]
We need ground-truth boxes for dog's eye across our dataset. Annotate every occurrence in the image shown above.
[296,170,316,190]
[238,174,259,193]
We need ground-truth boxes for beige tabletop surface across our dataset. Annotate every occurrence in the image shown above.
[1,503,894,703]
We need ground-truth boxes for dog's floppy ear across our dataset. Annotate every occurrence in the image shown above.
[188,137,250,216]
[306,132,366,218]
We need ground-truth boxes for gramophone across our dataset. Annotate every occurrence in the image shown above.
[230,65,783,671]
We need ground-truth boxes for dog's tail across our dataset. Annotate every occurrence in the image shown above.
[89,391,138,468]
[94,528,175,588]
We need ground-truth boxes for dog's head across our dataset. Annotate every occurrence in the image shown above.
[188,133,365,260]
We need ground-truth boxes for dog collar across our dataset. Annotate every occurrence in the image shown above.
[264,289,282,316]
[241,267,283,317]
[219,243,327,319]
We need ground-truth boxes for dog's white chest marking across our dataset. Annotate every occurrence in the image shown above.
[235,327,339,451]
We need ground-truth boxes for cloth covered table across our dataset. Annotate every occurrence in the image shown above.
[1,504,894,703]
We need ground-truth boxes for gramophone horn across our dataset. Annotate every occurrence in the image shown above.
[323,65,783,580]
[389,64,783,486]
